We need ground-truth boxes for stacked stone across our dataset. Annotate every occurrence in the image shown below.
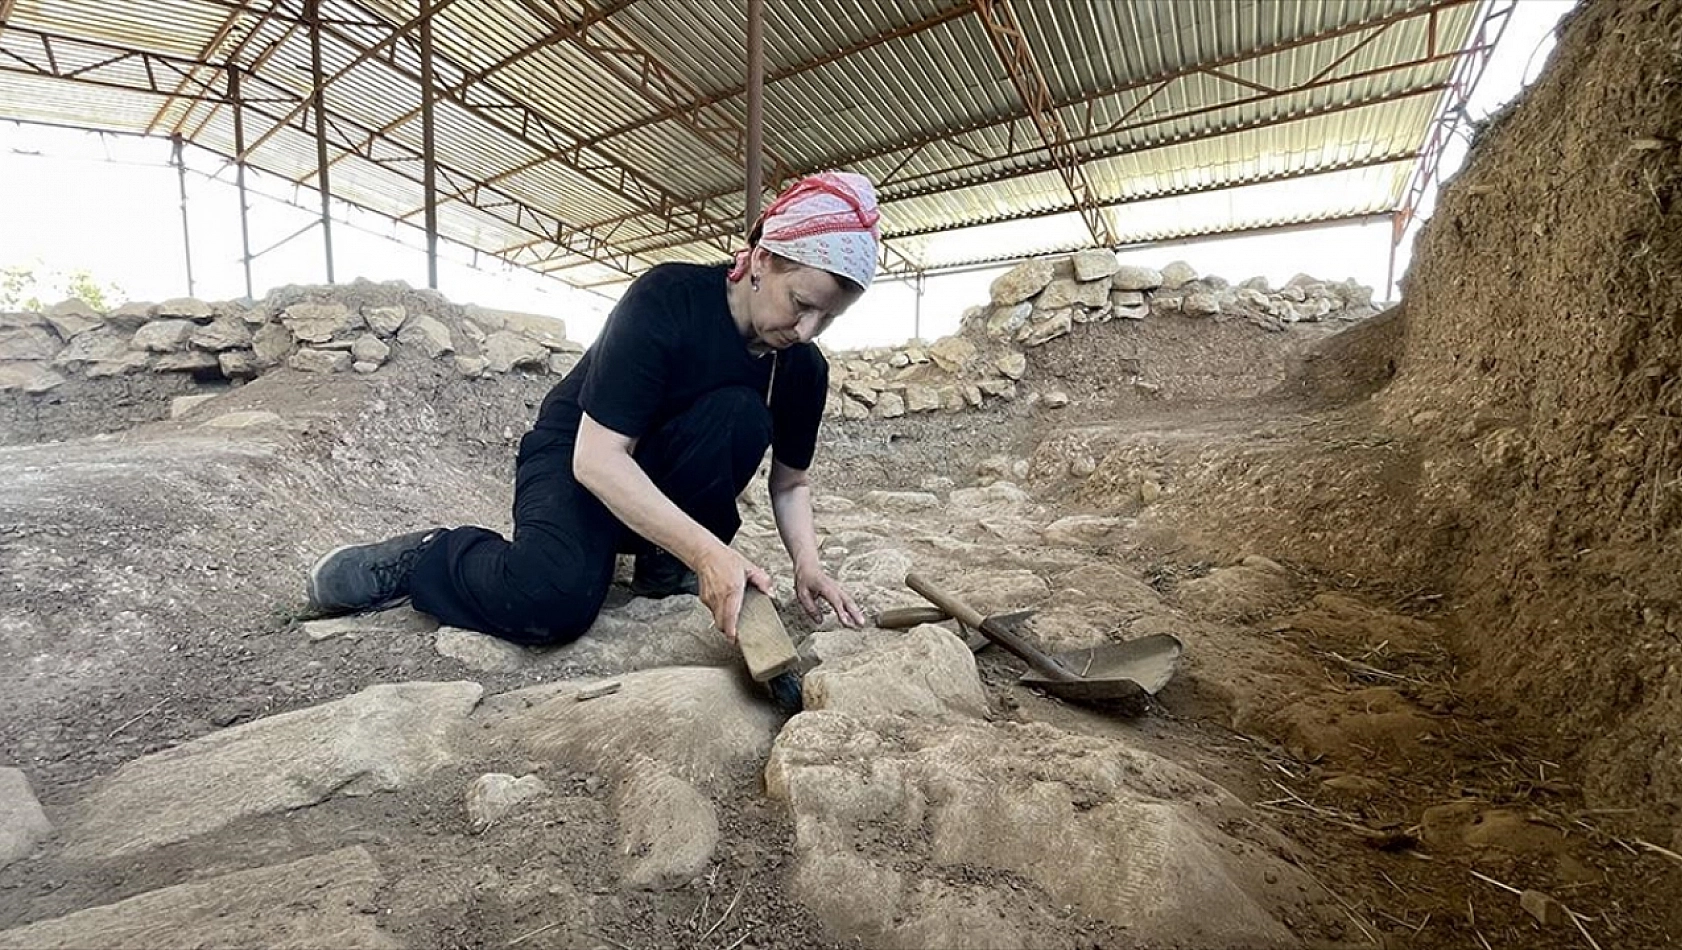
[1152,269,1378,331]
[0,283,583,394]
[822,251,1378,420]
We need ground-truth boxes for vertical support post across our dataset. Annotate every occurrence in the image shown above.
[309,0,335,283]
[743,0,765,235]
[913,270,926,341]
[230,68,254,300]
[171,134,196,298]
[1387,212,1401,303]
[420,0,439,289]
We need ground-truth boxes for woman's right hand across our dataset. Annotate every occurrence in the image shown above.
[694,544,772,642]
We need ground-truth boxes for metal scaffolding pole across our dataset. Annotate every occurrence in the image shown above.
[420,0,439,289]
[308,0,335,283]
[913,271,925,341]
[229,68,254,300]
[744,0,765,235]
[171,134,196,298]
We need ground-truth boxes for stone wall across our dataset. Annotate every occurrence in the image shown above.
[0,279,583,397]
[822,250,1377,420]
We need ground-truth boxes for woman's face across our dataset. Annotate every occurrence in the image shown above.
[749,249,863,352]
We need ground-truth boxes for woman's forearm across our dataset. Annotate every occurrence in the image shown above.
[769,467,823,574]
[576,444,725,569]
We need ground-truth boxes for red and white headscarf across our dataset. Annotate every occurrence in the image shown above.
[729,171,881,290]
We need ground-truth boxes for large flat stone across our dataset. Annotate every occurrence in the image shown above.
[67,682,482,859]
[0,768,51,869]
[767,713,1329,948]
[0,847,396,949]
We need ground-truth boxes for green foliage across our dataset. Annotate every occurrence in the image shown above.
[0,262,124,312]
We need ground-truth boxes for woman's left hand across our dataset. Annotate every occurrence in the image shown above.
[794,564,866,628]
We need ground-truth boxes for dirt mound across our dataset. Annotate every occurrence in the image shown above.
[1374,0,1682,815]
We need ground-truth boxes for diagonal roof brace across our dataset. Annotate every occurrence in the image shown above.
[972,0,1116,249]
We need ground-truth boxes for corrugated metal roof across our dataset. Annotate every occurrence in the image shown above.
[0,0,1509,287]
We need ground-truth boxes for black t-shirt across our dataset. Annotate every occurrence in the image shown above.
[536,262,829,470]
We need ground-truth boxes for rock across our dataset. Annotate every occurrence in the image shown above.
[1239,275,1271,292]
[904,384,940,413]
[985,301,1032,339]
[1160,260,1198,288]
[169,394,218,418]
[483,330,550,373]
[1072,249,1120,281]
[251,323,293,365]
[362,304,408,335]
[805,625,988,719]
[105,300,156,328]
[1112,264,1165,291]
[766,714,1322,949]
[465,306,571,350]
[0,324,61,363]
[1114,302,1150,320]
[927,335,976,373]
[950,481,1030,509]
[454,355,488,377]
[466,773,551,833]
[1023,309,1072,346]
[976,379,1017,400]
[155,297,214,321]
[86,351,153,377]
[351,333,391,365]
[0,363,63,393]
[1035,277,1083,311]
[989,258,1056,305]
[50,326,128,368]
[1111,289,1145,308]
[487,667,783,888]
[0,848,396,949]
[188,317,252,351]
[0,768,51,869]
[960,382,982,407]
[1070,456,1097,477]
[434,626,530,673]
[151,350,221,372]
[875,390,906,419]
[559,595,735,673]
[301,609,437,643]
[1043,390,1069,408]
[130,319,195,352]
[1043,515,1121,546]
[888,351,910,369]
[353,360,379,374]
[281,302,360,342]
[43,299,102,338]
[1183,292,1221,315]
[860,490,940,512]
[841,379,879,406]
[839,548,915,589]
[288,347,352,374]
[398,314,454,357]
[67,682,483,859]
[202,410,281,428]
[548,351,580,376]
[994,352,1027,380]
[839,397,869,420]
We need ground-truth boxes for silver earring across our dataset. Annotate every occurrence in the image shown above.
[751,274,761,292]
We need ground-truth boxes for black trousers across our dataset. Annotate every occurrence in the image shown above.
[410,386,772,645]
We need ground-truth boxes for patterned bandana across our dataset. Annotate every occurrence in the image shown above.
[729,171,881,290]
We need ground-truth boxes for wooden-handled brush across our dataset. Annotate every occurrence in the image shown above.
[733,588,803,712]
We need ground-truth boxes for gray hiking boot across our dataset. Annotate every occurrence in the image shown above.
[305,528,443,615]
[629,548,699,599]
